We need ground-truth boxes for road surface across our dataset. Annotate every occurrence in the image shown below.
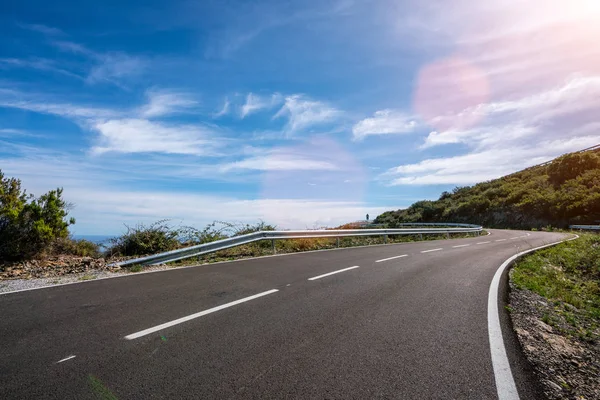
[0,229,569,399]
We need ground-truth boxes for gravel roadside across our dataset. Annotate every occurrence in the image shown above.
[509,279,600,400]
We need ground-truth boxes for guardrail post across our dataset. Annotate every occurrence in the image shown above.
[383,234,388,244]
[446,232,450,239]
[271,239,276,254]
[419,233,423,241]
[336,237,340,248]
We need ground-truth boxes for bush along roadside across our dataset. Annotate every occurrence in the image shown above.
[508,233,600,400]
[1,219,479,279]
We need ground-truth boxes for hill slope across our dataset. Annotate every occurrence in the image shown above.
[376,146,600,229]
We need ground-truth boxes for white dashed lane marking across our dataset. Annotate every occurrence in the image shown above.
[308,266,360,281]
[421,248,443,253]
[375,255,408,263]
[125,289,279,340]
[56,355,76,364]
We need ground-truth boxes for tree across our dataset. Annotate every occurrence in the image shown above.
[0,170,75,261]
[548,152,600,185]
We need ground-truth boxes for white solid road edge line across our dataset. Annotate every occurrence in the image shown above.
[56,355,76,363]
[452,244,470,248]
[420,248,443,253]
[308,266,360,280]
[125,289,279,340]
[488,234,579,400]
[375,255,408,263]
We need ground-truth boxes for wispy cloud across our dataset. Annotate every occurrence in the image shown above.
[421,76,600,149]
[382,135,600,186]
[0,98,120,120]
[273,95,341,135]
[240,92,282,118]
[0,88,224,157]
[352,109,418,140]
[220,153,339,172]
[16,22,64,36]
[213,98,230,118]
[0,151,386,233]
[202,0,359,58]
[91,119,222,156]
[51,40,146,86]
[0,128,42,139]
[0,57,84,80]
[87,53,145,85]
[51,40,96,58]
[139,89,198,118]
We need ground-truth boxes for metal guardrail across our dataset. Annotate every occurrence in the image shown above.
[569,225,600,230]
[111,223,482,267]
[396,222,476,227]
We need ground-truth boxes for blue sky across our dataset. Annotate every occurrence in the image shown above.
[1,0,600,234]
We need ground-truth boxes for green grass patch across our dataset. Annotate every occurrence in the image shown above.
[512,233,600,339]
[128,265,143,273]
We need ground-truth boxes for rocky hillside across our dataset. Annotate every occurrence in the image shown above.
[376,146,600,229]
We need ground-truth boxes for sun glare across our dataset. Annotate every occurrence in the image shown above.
[580,0,600,15]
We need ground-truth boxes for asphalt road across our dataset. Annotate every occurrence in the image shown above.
[0,229,570,399]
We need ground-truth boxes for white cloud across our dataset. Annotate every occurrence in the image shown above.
[421,76,600,149]
[0,99,120,120]
[51,40,96,58]
[17,22,64,36]
[240,92,282,118]
[273,95,341,134]
[371,73,600,186]
[0,154,386,234]
[0,88,232,157]
[0,128,28,137]
[0,58,83,80]
[51,40,146,86]
[220,153,339,172]
[352,109,418,140]
[213,98,230,118]
[379,1,600,186]
[398,0,600,100]
[383,135,600,185]
[66,189,391,233]
[139,89,198,118]
[87,53,145,85]
[91,119,221,156]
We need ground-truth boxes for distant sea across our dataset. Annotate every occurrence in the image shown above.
[72,234,113,247]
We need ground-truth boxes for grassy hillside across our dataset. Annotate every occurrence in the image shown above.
[376,147,600,229]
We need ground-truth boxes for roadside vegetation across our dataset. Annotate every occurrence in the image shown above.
[509,233,599,400]
[376,149,600,229]
[512,234,599,340]
[1,168,477,274]
[0,169,99,262]
[1,167,477,279]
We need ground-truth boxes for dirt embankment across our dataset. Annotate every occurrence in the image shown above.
[509,283,600,400]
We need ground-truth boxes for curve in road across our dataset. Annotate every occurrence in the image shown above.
[0,229,572,399]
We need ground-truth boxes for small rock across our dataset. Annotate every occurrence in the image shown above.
[546,380,563,392]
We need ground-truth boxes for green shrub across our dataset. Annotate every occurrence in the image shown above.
[0,170,75,261]
[106,220,180,257]
[50,237,102,258]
